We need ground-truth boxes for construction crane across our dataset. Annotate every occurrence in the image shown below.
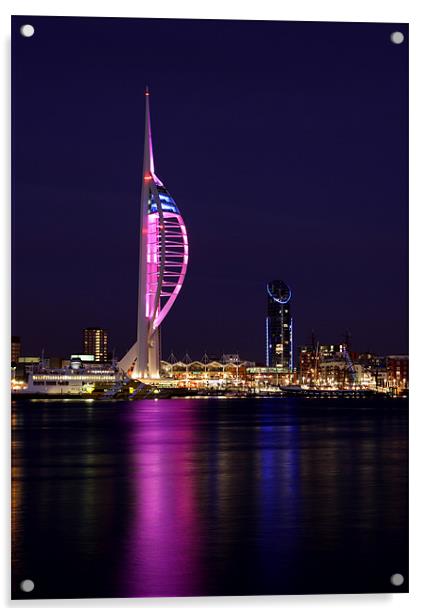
[342,331,358,388]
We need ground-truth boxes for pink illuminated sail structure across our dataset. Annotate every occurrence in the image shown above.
[119,88,188,378]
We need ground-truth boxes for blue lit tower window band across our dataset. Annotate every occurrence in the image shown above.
[266,280,293,371]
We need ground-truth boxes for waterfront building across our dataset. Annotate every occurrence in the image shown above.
[299,343,344,384]
[222,353,241,364]
[246,366,293,389]
[298,342,383,389]
[119,88,188,379]
[83,327,108,362]
[319,344,344,358]
[266,280,293,371]
[12,357,40,382]
[160,357,298,392]
[17,356,40,365]
[299,345,318,385]
[49,357,65,369]
[11,336,21,364]
[316,358,362,389]
[386,355,409,393]
[161,358,254,389]
[357,353,387,390]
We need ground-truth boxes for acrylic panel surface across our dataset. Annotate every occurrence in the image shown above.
[11,16,408,599]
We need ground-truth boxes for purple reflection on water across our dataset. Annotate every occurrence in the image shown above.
[119,399,203,597]
[12,396,408,598]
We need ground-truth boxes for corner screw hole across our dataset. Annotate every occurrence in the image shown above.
[390,31,404,44]
[20,25,35,38]
[20,579,35,592]
[390,573,404,587]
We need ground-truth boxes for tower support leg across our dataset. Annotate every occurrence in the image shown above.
[147,328,160,378]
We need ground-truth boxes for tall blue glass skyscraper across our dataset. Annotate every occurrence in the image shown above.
[266,280,293,371]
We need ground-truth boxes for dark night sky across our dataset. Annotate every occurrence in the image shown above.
[12,16,408,362]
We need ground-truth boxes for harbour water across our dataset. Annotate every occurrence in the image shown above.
[12,397,408,598]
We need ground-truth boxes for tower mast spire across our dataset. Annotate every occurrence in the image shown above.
[144,86,155,175]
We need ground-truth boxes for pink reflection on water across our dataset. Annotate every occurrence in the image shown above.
[120,400,203,597]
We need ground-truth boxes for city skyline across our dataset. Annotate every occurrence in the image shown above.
[12,17,408,362]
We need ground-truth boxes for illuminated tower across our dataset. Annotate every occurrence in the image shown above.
[119,89,188,378]
[266,280,293,371]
